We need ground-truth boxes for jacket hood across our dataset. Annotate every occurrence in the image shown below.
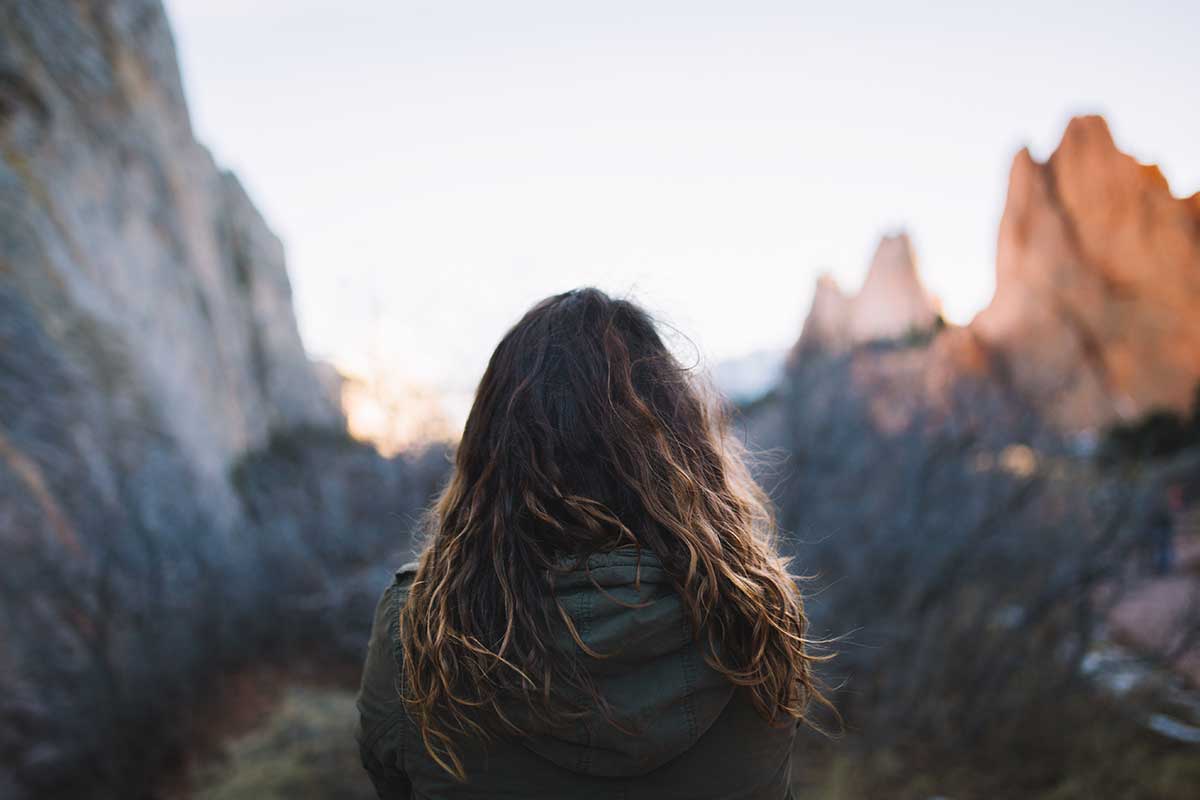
[501,546,736,778]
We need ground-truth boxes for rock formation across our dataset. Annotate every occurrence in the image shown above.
[0,6,446,797]
[0,0,340,529]
[791,117,1200,434]
[796,232,941,355]
[973,115,1200,430]
[796,274,853,352]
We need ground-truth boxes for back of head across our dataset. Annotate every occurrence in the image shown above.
[399,287,825,778]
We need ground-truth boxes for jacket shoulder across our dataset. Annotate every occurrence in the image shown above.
[394,559,420,590]
[390,561,419,661]
[355,561,421,774]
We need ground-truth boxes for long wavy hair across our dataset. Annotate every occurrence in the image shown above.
[398,287,831,779]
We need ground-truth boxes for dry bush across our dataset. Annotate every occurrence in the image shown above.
[758,350,1197,796]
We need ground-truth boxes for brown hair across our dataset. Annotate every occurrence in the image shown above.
[398,287,831,778]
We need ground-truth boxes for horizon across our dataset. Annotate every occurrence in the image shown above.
[165,0,1200,399]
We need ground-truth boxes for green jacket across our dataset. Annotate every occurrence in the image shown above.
[355,547,798,799]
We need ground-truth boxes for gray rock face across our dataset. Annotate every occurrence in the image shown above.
[0,0,340,523]
[0,5,367,795]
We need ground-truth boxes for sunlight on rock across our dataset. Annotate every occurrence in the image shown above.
[341,368,462,455]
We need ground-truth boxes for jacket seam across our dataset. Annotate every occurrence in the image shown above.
[568,563,667,577]
[359,581,407,756]
[679,612,698,744]
[389,575,414,776]
[359,710,406,755]
[578,587,595,776]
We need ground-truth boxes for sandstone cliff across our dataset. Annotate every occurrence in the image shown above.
[973,115,1200,430]
[791,117,1200,434]
[0,0,340,529]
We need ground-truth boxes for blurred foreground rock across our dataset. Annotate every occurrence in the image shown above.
[0,5,448,798]
[0,0,341,529]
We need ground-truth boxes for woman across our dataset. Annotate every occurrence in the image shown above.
[356,288,829,799]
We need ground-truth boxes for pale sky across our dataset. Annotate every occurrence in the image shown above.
[165,0,1200,395]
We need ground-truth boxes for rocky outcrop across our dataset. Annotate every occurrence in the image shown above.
[796,233,941,355]
[973,115,1200,430]
[0,6,421,796]
[791,117,1200,434]
[0,0,340,528]
[796,274,852,353]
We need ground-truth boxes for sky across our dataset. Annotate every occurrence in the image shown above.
[164,0,1200,398]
